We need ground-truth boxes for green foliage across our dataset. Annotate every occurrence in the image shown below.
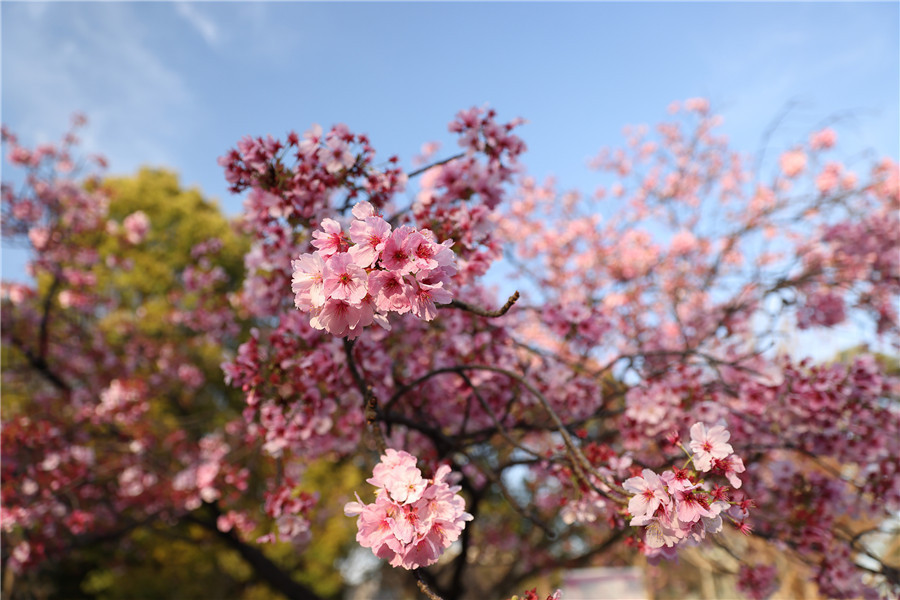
[834,343,900,377]
[94,168,247,304]
[294,458,367,598]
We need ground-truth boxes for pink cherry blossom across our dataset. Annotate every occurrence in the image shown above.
[689,423,734,472]
[367,270,413,314]
[312,298,363,336]
[122,211,150,244]
[623,469,670,520]
[407,276,452,321]
[345,450,472,570]
[291,253,326,310]
[311,218,348,258]
[381,227,416,274]
[322,252,368,304]
[348,213,391,268]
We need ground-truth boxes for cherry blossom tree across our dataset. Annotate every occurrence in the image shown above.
[0,123,335,599]
[3,100,899,600]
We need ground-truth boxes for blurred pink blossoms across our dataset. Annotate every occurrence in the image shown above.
[292,201,457,337]
[344,449,473,570]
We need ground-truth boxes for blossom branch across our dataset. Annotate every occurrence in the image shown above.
[415,571,445,600]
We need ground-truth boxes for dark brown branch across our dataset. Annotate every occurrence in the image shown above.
[416,575,445,600]
[446,490,479,600]
[8,333,71,393]
[343,338,387,454]
[188,504,323,600]
[446,291,520,318]
[39,272,62,359]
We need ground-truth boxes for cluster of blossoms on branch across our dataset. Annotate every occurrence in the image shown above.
[344,449,473,570]
[624,423,749,559]
[291,200,457,337]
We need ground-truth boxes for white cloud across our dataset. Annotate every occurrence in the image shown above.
[3,3,196,172]
[174,2,219,47]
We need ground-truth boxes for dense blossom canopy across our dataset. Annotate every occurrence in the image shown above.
[2,100,898,600]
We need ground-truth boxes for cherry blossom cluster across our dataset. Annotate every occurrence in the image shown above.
[623,423,749,559]
[343,449,473,570]
[218,123,406,216]
[222,310,367,464]
[254,479,317,546]
[291,200,457,337]
[413,107,526,283]
[219,121,409,320]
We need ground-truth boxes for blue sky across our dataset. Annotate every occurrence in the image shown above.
[3,1,898,302]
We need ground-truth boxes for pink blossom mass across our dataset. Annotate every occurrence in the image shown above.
[2,97,898,599]
[345,450,473,570]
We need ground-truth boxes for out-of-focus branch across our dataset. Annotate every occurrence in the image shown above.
[407,153,466,179]
[446,290,520,318]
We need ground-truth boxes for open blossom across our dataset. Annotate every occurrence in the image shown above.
[623,469,670,520]
[349,213,391,268]
[712,454,746,489]
[290,253,325,310]
[689,422,733,472]
[345,450,473,570]
[311,218,348,258]
[381,227,416,274]
[323,253,368,304]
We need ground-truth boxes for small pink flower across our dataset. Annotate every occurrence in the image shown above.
[311,218,348,258]
[809,128,837,150]
[320,136,355,173]
[689,423,734,472]
[291,253,326,310]
[312,299,363,336]
[381,227,416,274]
[28,227,50,250]
[368,449,419,487]
[368,271,412,314]
[407,276,452,321]
[323,253,368,305]
[349,214,391,268]
[713,454,746,489]
[623,469,670,520]
[404,231,440,272]
[675,490,713,523]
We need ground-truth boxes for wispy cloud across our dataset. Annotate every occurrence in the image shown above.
[3,3,196,171]
[174,2,219,47]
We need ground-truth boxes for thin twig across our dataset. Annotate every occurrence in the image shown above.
[406,152,466,179]
[415,570,445,600]
[446,290,520,318]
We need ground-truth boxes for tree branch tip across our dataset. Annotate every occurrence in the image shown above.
[447,290,520,318]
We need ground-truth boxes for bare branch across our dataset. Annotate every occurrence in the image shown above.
[446,291,520,318]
